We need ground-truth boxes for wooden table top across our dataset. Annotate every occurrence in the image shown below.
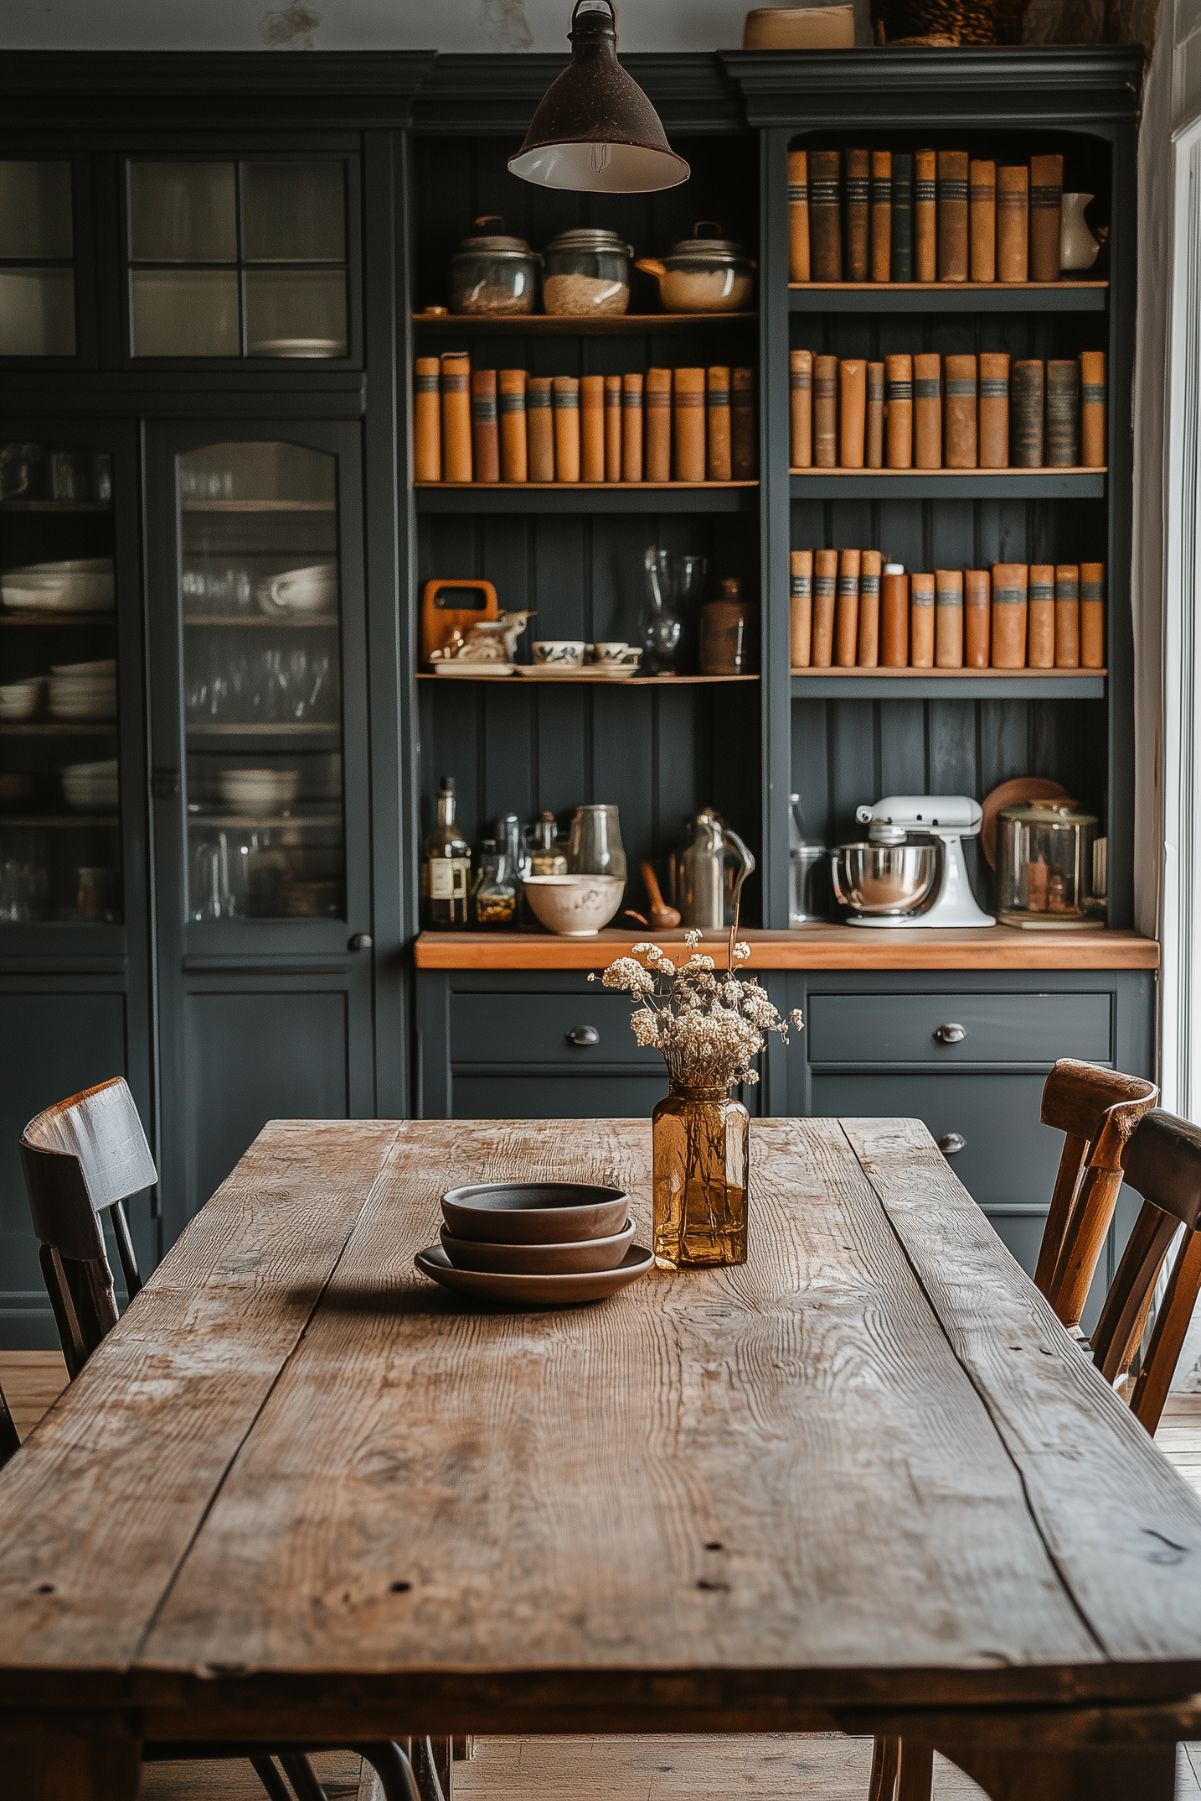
[1,1115,1200,1744]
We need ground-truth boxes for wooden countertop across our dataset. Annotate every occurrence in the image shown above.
[414,925,1159,972]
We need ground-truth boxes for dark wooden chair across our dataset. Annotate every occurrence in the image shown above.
[19,1077,429,1801]
[0,1380,20,1470]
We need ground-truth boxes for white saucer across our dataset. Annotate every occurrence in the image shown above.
[517,663,640,679]
[433,662,516,678]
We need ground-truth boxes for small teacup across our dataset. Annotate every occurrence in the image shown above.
[590,641,639,665]
[532,640,586,667]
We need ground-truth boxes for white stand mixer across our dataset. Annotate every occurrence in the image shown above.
[839,794,996,930]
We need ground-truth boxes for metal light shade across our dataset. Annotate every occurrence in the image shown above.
[508,0,690,194]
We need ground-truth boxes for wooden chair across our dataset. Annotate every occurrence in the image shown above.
[0,1381,19,1471]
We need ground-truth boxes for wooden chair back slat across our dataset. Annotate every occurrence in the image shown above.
[1129,1230,1201,1434]
[0,1381,19,1471]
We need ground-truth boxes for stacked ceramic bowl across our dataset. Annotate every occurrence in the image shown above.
[61,758,118,811]
[0,678,40,722]
[256,561,337,618]
[416,1181,653,1306]
[216,766,301,814]
[48,658,117,721]
[1,558,114,613]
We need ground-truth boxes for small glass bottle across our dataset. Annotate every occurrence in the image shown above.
[422,774,471,929]
[528,809,568,876]
[472,838,517,927]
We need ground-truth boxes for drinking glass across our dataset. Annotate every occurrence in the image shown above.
[567,804,627,880]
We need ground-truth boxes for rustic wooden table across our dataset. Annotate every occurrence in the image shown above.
[2,1116,1201,1801]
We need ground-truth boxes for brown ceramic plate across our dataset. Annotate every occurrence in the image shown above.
[440,1219,635,1274]
[414,1242,654,1307]
[441,1181,630,1245]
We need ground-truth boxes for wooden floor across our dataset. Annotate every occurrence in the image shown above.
[6,1353,1201,1801]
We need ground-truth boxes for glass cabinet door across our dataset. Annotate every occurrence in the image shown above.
[0,161,77,357]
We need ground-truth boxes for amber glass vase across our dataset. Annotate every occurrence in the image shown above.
[652,1083,749,1268]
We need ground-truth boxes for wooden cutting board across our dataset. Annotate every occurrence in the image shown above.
[421,577,499,663]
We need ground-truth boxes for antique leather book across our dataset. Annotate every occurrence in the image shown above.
[552,376,581,483]
[978,351,1011,468]
[996,166,1029,281]
[839,358,867,468]
[870,150,892,282]
[1080,350,1107,467]
[620,372,643,483]
[844,148,871,282]
[812,548,838,666]
[866,361,885,468]
[673,368,706,483]
[909,571,935,667]
[835,547,862,667]
[936,150,970,282]
[439,351,472,482]
[914,149,937,282]
[913,352,942,469]
[944,354,978,468]
[885,353,913,468]
[790,549,813,667]
[934,568,964,667]
[969,159,997,283]
[732,367,756,478]
[788,150,810,283]
[1029,152,1064,281]
[991,562,1029,668]
[707,365,732,482]
[1045,358,1080,466]
[859,549,882,666]
[790,348,814,467]
[880,563,909,667]
[964,569,991,667]
[645,367,672,482]
[470,368,500,483]
[891,152,914,282]
[413,356,442,483]
[809,149,843,281]
[1055,564,1081,667]
[814,355,839,467]
[1011,359,1044,467]
[499,368,528,484]
[1080,562,1105,667]
[1027,563,1055,667]
[581,374,605,483]
[604,374,622,482]
[527,376,554,481]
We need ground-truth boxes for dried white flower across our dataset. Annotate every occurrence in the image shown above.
[601,957,654,996]
[683,928,703,948]
[733,940,751,962]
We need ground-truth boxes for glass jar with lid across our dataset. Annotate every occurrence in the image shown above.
[996,801,1103,929]
[472,838,518,927]
[449,216,539,317]
[541,228,632,316]
[635,222,756,314]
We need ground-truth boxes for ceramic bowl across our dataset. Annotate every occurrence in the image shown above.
[441,1180,630,1245]
[415,1242,653,1307]
[439,1218,635,1274]
[590,641,638,665]
[522,873,624,936]
[0,679,40,720]
[218,767,301,809]
[532,640,586,667]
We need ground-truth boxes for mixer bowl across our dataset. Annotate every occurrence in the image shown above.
[830,842,940,917]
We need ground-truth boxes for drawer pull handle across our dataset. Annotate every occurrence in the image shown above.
[348,932,374,952]
[938,1132,967,1157]
[933,1022,967,1045]
[566,1025,601,1049]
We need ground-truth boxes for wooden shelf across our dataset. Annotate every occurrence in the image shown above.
[0,721,117,735]
[0,814,117,829]
[0,611,114,626]
[790,469,1105,499]
[183,614,337,629]
[0,500,112,514]
[181,500,336,514]
[411,311,757,333]
[417,672,759,687]
[188,811,341,830]
[416,481,758,515]
[186,723,339,740]
[789,281,1107,313]
[791,669,1106,700]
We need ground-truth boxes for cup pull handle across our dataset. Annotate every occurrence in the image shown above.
[566,1025,600,1048]
[933,1022,967,1045]
[938,1132,966,1157]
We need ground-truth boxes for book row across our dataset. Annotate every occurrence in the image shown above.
[788,148,1081,285]
[788,552,1105,671]
[413,355,758,485]
[789,350,1105,471]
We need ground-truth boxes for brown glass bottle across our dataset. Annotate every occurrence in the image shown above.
[422,774,471,928]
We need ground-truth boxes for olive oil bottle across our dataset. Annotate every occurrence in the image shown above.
[422,774,471,928]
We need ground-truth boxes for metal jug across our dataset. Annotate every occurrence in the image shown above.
[670,809,756,930]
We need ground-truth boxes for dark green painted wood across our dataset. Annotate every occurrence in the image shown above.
[789,287,1109,314]
[806,989,1112,1068]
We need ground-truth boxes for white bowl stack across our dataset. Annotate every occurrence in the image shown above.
[0,678,41,721]
[256,562,337,617]
[1,558,115,613]
[61,759,118,812]
[48,658,117,721]
[216,766,301,813]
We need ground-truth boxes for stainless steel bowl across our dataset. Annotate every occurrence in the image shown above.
[830,842,940,917]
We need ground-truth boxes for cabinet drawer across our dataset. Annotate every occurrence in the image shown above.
[806,990,1111,1067]
[450,990,658,1068]
[453,1071,666,1119]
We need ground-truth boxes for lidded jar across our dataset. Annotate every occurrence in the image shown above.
[996,801,1102,929]
[449,216,539,316]
[636,222,756,314]
[541,227,632,316]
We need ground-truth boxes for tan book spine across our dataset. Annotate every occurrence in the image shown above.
[439,350,472,483]
[621,373,644,483]
[914,149,937,283]
[944,353,978,469]
[885,353,913,469]
[978,351,1010,469]
[553,376,580,483]
[1080,562,1105,668]
[1029,152,1064,282]
[812,549,838,667]
[937,149,969,282]
[707,365,732,482]
[470,368,499,483]
[732,367,756,478]
[969,159,997,283]
[934,568,964,667]
[527,376,554,482]
[673,367,706,483]
[499,368,528,484]
[814,355,838,468]
[991,562,1028,668]
[913,352,941,470]
[996,165,1029,282]
[870,149,892,282]
[790,348,813,468]
[645,367,672,482]
[844,147,870,283]
[581,374,605,483]
[910,572,935,668]
[1055,564,1081,668]
[788,149,810,283]
[866,360,884,469]
[839,358,867,468]
[604,375,622,482]
[1028,563,1055,668]
[1080,349,1107,468]
[965,569,991,667]
[881,564,909,668]
[790,549,813,668]
[414,356,442,483]
[835,547,861,667]
[859,549,882,666]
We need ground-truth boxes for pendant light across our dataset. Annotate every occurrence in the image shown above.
[508,0,690,195]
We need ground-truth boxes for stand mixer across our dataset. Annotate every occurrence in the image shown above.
[831,794,995,929]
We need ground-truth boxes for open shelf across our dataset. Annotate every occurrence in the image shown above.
[0,814,118,828]
[412,311,757,334]
[416,481,758,514]
[188,811,341,829]
[417,672,759,687]
[0,721,116,735]
[789,281,1108,313]
[183,614,338,629]
[790,469,1106,499]
[186,723,340,740]
[791,669,1106,700]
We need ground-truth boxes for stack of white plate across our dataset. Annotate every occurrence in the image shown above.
[0,677,40,721]
[48,658,117,721]
[216,766,301,813]
[61,759,118,812]
[1,558,115,613]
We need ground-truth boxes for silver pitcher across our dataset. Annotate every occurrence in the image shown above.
[670,809,755,930]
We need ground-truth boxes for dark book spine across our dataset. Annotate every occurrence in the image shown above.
[891,152,914,282]
[843,148,870,283]
[731,367,757,479]
[936,149,970,282]
[1029,152,1064,282]
[809,149,842,282]
[1011,360,1045,468]
[1045,358,1080,466]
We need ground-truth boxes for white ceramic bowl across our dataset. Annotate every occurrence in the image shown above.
[0,679,40,720]
[522,873,624,937]
[532,641,586,667]
[218,767,301,809]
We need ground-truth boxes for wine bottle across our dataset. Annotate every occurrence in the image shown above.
[423,774,471,929]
